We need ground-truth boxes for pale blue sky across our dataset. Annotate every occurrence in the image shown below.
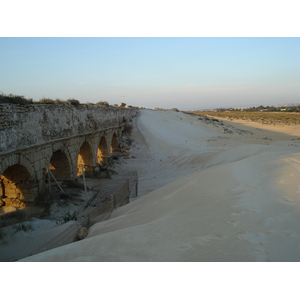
[0,37,299,109]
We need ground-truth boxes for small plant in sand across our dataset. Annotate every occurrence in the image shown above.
[13,222,33,233]
[122,123,133,136]
[62,211,77,223]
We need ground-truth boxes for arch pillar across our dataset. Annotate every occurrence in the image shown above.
[0,163,37,208]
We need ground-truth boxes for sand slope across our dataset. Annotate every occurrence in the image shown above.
[20,109,300,261]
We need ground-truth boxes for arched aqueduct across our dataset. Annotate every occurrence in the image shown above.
[0,104,137,210]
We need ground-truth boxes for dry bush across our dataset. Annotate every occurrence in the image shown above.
[188,111,300,125]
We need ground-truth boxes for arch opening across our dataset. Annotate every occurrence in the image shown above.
[110,133,119,153]
[97,136,108,164]
[0,164,36,209]
[49,150,71,180]
[77,141,94,176]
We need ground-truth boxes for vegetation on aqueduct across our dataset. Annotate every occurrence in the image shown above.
[0,93,130,107]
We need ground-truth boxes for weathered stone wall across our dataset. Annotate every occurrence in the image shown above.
[0,104,137,152]
[0,104,138,210]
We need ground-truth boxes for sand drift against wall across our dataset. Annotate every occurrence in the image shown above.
[20,109,300,262]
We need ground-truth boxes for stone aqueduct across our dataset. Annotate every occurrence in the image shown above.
[0,104,137,209]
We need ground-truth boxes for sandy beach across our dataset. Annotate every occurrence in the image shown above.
[19,109,300,262]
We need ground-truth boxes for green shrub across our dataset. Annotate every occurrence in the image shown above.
[54,99,65,104]
[96,101,109,107]
[0,93,31,105]
[37,98,55,104]
[62,211,77,223]
[13,222,33,232]
[67,99,80,106]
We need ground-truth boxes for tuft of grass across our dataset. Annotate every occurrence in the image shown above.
[62,211,77,223]
[60,193,69,199]
[13,222,33,233]
[0,93,32,105]
[122,123,133,136]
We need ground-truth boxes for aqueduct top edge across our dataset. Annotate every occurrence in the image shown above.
[0,104,138,153]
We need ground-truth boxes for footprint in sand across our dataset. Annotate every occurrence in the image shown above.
[272,213,290,222]
[282,229,298,237]
[253,248,269,262]
[263,217,274,226]
[193,234,227,246]
[227,220,239,227]
[283,197,295,204]
[237,232,265,244]
[237,232,269,261]
[231,211,243,216]
[253,248,266,255]
[180,244,192,250]
[279,180,288,184]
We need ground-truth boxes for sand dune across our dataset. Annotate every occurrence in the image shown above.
[20,109,300,262]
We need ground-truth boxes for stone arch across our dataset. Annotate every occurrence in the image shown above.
[110,132,119,153]
[49,150,71,180]
[97,136,109,164]
[0,153,35,181]
[77,141,94,175]
[0,164,36,208]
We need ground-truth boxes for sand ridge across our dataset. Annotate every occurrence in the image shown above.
[19,109,300,261]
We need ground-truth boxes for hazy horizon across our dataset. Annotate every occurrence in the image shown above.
[1,37,299,110]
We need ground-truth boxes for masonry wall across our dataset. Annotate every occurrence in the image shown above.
[0,104,138,209]
[0,104,137,152]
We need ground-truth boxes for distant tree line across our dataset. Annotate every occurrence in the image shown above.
[214,105,300,113]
